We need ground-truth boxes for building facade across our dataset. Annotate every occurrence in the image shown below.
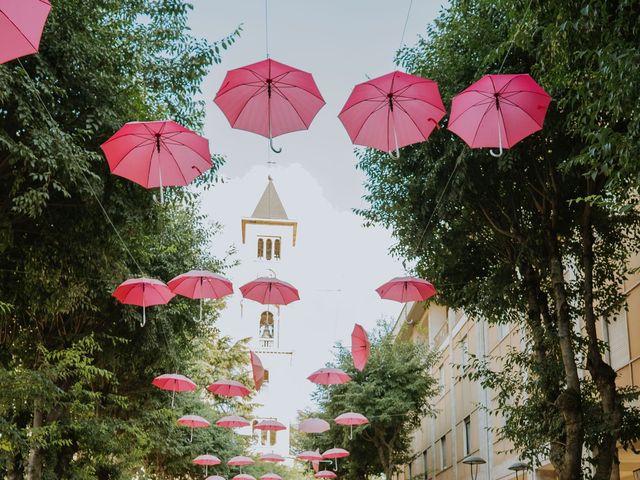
[392,254,640,480]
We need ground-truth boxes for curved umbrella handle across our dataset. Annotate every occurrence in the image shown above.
[489,145,503,157]
[269,136,282,154]
[141,305,146,327]
[490,110,504,157]
[388,113,400,159]
[388,147,401,159]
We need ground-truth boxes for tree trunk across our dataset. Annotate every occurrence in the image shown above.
[26,400,43,480]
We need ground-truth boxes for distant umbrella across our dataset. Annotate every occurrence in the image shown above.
[307,368,351,385]
[193,455,221,476]
[299,418,330,434]
[227,456,255,467]
[152,373,196,407]
[207,379,251,398]
[335,412,369,439]
[351,323,370,371]
[112,277,174,326]
[240,277,300,305]
[322,448,350,469]
[206,477,226,480]
[233,475,257,480]
[259,453,285,463]
[254,420,287,432]
[177,415,210,442]
[0,0,52,64]
[216,415,250,429]
[315,471,337,479]
[375,276,437,303]
[297,451,324,462]
[260,474,282,480]
[250,351,265,391]
[168,270,233,321]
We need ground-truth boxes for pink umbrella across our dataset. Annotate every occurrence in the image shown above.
[315,471,337,479]
[177,415,210,442]
[260,474,283,480]
[240,277,300,305]
[214,58,325,153]
[335,412,369,439]
[193,455,221,476]
[323,448,349,469]
[206,477,226,480]
[233,475,256,480]
[448,74,552,157]
[351,324,370,372]
[216,415,250,429]
[0,0,52,64]
[254,420,287,432]
[297,451,324,462]
[298,418,330,434]
[112,277,175,326]
[168,270,233,321]
[259,453,285,463]
[339,71,446,157]
[250,351,265,391]
[307,368,351,385]
[228,456,255,467]
[375,276,437,303]
[152,373,196,407]
[101,120,212,202]
[312,461,320,473]
[207,379,251,398]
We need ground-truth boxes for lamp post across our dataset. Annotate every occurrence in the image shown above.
[462,455,486,480]
[508,461,529,480]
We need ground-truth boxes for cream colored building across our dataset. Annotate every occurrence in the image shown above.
[391,257,640,480]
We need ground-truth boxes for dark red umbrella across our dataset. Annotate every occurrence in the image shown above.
[339,71,446,157]
[240,277,300,305]
[168,270,233,321]
[112,277,175,326]
[351,323,370,372]
[376,276,437,303]
[0,0,51,64]
[101,120,212,202]
[448,74,552,156]
[207,379,251,398]
[214,58,325,152]
[250,351,265,391]
[152,373,196,407]
[307,368,351,385]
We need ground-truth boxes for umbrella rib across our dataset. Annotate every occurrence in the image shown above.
[339,96,386,116]
[161,136,212,165]
[271,86,310,129]
[273,79,325,102]
[349,100,389,143]
[394,100,441,134]
[395,94,445,113]
[109,140,154,172]
[448,97,494,127]
[2,12,40,51]
[229,85,269,126]
[499,97,545,129]
[470,102,497,146]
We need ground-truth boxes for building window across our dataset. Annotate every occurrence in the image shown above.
[498,322,509,339]
[259,311,275,342]
[438,365,445,390]
[257,238,264,258]
[265,238,273,260]
[461,336,468,369]
[463,416,471,455]
[263,369,270,384]
[422,450,428,480]
[439,435,447,470]
[274,238,281,259]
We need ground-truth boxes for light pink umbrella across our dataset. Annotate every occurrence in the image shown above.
[216,415,250,429]
[323,448,350,469]
[312,460,320,473]
[0,0,52,64]
[233,475,257,480]
[335,412,369,439]
[307,368,351,385]
[112,277,175,326]
[351,324,370,372]
[227,456,255,467]
[101,120,212,202]
[260,474,283,480]
[250,351,265,391]
[206,476,226,480]
[259,453,285,463]
[315,471,337,479]
[193,455,221,476]
[254,420,287,432]
[168,270,233,321]
[240,277,300,305]
[297,451,324,461]
[448,74,552,157]
[207,379,251,398]
[375,276,437,303]
[299,418,330,434]
[152,373,196,407]
[177,415,210,442]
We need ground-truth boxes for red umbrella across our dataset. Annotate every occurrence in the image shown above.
[177,415,210,442]
[112,277,175,326]
[0,0,51,64]
[307,368,351,385]
[152,373,196,407]
[259,453,285,463]
[101,120,212,202]
[339,71,445,157]
[233,475,256,480]
[335,412,369,439]
[216,415,250,429]
[448,74,552,157]
[315,471,337,479]
[254,420,287,432]
[260,474,282,480]
[250,351,265,391]
[298,418,330,434]
[168,270,233,321]
[228,456,255,467]
[193,455,221,476]
[207,379,251,398]
[214,58,325,153]
[323,448,349,469]
[351,324,370,372]
[297,451,323,462]
[240,277,300,305]
[375,276,437,303]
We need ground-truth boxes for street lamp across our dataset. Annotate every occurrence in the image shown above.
[462,455,486,480]
[508,461,529,480]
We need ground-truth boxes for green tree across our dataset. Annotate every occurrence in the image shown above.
[357,1,640,479]
[297,324,439,480]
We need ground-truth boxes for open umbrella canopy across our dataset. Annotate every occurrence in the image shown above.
[375,276,437,303]
[351,323,370,371]
[322,448,350,460]
[448,74,551,156]
[177,415,210,429]
[250,351,265,391]
[0,0,52,64]
[227,456,255,467]
[260,473,283,480]
[298,418,330,433]
[216,415,250,428]
[307,368,351,385]
[233,475,257,480]
[339,71,446,155]
[206,477,226,480]
[259,453,285,463]
[193,455,222,466]
[315,471,337,479]
[254,420,287,432]
[152,373,196,392]
[207,379,251,398]
[297,451,323,461]
[168,270,233,299]
[240,277,300,305]
[335,412,369,426]
[112,277,175,326]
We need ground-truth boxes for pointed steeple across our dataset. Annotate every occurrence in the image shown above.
[250,176,288,220]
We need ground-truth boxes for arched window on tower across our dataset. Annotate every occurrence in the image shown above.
[266,239,273,260]
[259,311,274,348]
[274,239,281,259]
[257,238,264,258]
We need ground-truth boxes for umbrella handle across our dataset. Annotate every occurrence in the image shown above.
[141,305,146,327]
[489,111,504,157]
[269,136,282,154]
[189,428,193,443]
[389,113,400,159]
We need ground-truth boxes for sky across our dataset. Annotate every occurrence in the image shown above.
[188,0,445,434]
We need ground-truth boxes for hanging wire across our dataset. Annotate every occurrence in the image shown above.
[16,60,144,276]
[264,0,270,58]
[397,0,415,53]
[497,0,534,73]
